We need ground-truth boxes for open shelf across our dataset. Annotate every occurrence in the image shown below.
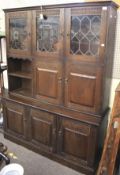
[10,88,32,97]
[8,76,32,97]
[8,71,32,79]
[7,58,33,97]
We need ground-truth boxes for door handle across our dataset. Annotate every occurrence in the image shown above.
[58,77,62,82]
[65,78,69,83]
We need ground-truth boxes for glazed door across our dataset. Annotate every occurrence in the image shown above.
[65,63,103,113]
[32,8,64,57]
[30,108,57,153]
[65,6,108,63]
[57,117,98,167]
[6,11,32,59]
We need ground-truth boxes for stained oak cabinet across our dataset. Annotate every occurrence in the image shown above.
[6,11,32,59]
[65,7,107,63]
[3,101,28,139]
[30,108,57,153]
[57,117,98,168]
[3,1,118,175]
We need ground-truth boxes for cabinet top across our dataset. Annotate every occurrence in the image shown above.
[3,1,119,12]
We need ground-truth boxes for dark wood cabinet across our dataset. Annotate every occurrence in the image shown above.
[6,11,32,59]
[3,101,27,138]
[30,108,57,153]
[65,62,103,113]
[3,1,118,174]
[33,59,63,105]
[65,6,108,63]
[57,117,97,167]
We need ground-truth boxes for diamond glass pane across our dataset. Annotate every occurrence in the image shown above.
[37,16,59,52]
[9,18,28,50]
[71,15,101,56]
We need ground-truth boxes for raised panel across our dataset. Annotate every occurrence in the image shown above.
[30,109,56,152]
[65,63,103,113]
[34,60,63,105]
[36,68,58,99]
[63,126,89,161]
[58,117,97,167]
[32,116,52,146]
[61,119,90,162]
[6,108,24,135]
[69,73,96,107]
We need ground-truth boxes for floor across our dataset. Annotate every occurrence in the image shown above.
[0,131,84,175]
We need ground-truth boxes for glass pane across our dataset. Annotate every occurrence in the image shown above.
[9,18,28,50]
[71,15,101,56]
[36,16,59,52]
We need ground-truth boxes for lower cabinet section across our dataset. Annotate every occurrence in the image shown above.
[30,108,57,153]
[4,101,26,138]
[3,99,99,174]
[57,117,97,167]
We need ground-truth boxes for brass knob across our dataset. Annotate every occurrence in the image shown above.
[67,33,70,37]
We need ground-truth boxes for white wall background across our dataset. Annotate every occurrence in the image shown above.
[0,0,120,108]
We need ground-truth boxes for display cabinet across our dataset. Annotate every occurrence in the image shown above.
[2,1,118,174]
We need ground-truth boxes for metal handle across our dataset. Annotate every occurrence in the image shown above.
[60,33,64,37]
[58,130,62,136]
[65,78,68,83]
[52,128,56,135]
[58,77,62,82]
[67,33,70,37]
[23,118,27,121]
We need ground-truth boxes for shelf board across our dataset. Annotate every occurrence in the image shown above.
[10,88,32,97]
[8,71,32,79]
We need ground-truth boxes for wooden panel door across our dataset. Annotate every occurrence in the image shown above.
[4,101,27,139]
[6,11,32,59]
[32,8,64,58]
[30,108,57,153]
[34,59,63,105]
[65,6,108,63]
[65,62,103,113]
[57,117,98,167]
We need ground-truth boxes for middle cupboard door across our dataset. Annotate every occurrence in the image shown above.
[30,108,57,153]
[33,59,63,105]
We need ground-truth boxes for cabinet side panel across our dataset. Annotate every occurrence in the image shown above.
[102,6,117,112]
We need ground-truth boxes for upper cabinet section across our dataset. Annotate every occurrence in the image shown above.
[6,11,32,59]
[32,9,64,58]
[5,1,118,62]
[65,6,108,63]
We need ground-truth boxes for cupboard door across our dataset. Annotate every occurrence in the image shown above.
[4,101,27,139]
[65,6,108,63]
[65,63,103,113]
[30,108,57,153]
[6,11,32,59]
[32,8,64,57]
[34,60,63,105]
[57,117,98,167]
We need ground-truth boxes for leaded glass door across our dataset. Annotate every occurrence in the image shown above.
[65,6,108,113]
[65,7,108,62]
[32,9,64,57]
[6,11,32,59]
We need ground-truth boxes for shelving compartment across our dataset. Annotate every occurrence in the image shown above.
[8,58,33,97]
